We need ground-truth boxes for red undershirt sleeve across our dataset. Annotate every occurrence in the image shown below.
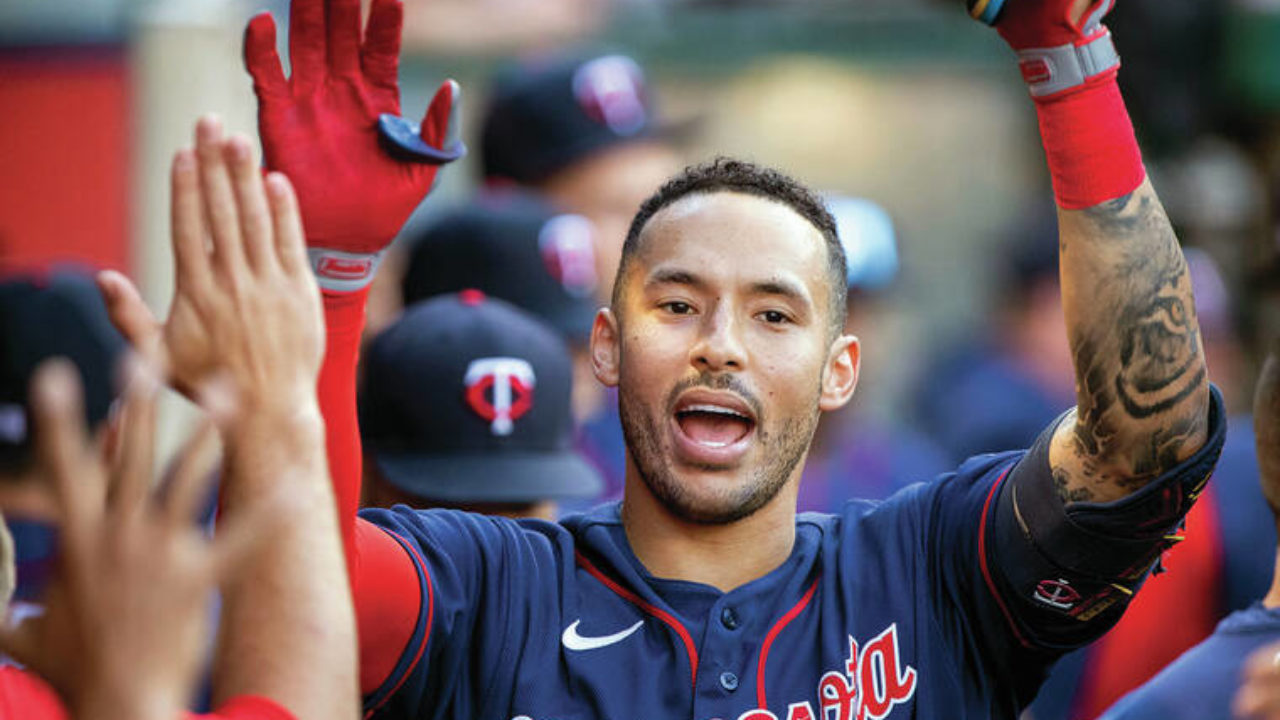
[317,287,423,697]
[318,287,370,564]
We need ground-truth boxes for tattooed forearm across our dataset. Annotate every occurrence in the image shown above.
[1052,181,1210,503]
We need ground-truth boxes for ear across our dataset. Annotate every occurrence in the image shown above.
[590,308,621,388]
[819,334,860,412]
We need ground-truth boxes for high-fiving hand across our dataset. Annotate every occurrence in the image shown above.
[0,359,267,720]
[243,0,464,291]
[98,117,324,421]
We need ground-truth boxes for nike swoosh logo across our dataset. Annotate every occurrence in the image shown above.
[561,619,644,651]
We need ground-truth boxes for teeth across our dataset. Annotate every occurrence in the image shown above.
[682,404,748,419]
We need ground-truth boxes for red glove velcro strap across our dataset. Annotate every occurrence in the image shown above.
[308,248,385,293]
[1017,28,1119,99]
[1034,77,1144,210]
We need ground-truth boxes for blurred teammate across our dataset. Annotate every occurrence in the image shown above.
[400,192,621,499]
[0,272,125,718]
[1096,304,1280,720]
[480,52,684,303]
[799,195,950,508]
[360,291,602,519]
[0,273,124,608]
[100,0,1227,717]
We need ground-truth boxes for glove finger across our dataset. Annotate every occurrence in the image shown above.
[360,0,402,90]
[327,0,361,77]
[1080,0,1115,33]
[420,79,461,152]
[289,0,326,91]
[243,13,287,99]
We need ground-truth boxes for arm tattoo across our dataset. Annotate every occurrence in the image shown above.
[1056,189,1208,502]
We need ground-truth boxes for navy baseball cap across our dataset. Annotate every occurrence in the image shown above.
[359,291,602,503]
[0,271,125,472]
[481,52,670,185]
[401,191,600,342]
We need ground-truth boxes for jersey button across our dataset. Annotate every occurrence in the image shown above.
[719,671,739,692]
[720,607,739,630]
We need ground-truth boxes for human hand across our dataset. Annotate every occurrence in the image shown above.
[970,0,1118,99]
[98,117,324,420]
[0,359,268,720]
[243,0,464,291]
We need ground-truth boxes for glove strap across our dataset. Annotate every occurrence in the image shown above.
[307,248,385,293]
[1016,28,1119,99]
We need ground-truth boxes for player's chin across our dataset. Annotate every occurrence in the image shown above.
[659,470,776,525]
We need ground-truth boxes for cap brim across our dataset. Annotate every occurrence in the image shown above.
[373,449,604,503]
[531,115,702,184]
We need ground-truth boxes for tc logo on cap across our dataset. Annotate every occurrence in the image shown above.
[571,55,648,137]
[464,357,536,436]
[538,214,598,297]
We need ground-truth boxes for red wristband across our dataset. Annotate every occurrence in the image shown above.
[322,286,371,337]
[1033,76,1144,210]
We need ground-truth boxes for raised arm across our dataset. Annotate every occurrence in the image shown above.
[978,0,1210,502]
[242,0,463,556]
[1051,181,1208,501]
[241,0,464,698]
[98,117,359,720]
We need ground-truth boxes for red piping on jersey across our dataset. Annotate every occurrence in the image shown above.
[574,550,700,689]
[977,465,1032,649]
[365,530,435,719]
[756,576,820,709]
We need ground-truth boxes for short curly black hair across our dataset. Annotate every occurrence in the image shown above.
[612,157,847,336]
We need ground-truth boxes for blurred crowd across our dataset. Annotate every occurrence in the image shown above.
[3,0,1280,719]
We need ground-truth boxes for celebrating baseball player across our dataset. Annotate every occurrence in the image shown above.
[103,0,1227,717]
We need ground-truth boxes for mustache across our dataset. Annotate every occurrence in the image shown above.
[665,373,763,421]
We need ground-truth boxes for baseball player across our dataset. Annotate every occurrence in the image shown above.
[104,0,1225,717]
[359,291,602,519]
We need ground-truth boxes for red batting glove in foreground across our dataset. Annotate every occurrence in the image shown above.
[243,0,462,292]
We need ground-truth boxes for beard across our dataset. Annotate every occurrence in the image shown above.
[618,370,821,525]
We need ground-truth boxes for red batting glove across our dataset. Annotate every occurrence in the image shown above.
[243,0,463,292]
[975,0,1120,101]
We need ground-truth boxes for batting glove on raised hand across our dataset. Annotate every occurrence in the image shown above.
[243,0,465,292]
[968,0,1120,100]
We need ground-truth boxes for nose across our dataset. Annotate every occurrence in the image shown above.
[690,302,747,372]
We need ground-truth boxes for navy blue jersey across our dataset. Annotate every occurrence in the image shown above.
[1099,602,1280,720]
[359,396,1225,720]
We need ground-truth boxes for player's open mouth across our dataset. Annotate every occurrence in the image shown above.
[670,390,757,465]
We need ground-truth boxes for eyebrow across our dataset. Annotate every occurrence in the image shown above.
[646,268,706,290]
[645,269,812,309]
[749,278,810,306]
